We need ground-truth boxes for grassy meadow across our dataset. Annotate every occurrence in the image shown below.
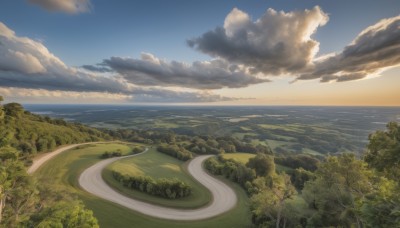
[103,147,212,208]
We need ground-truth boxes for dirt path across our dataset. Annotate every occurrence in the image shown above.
[79,151,238,220]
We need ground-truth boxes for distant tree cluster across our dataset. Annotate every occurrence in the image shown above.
[112,171,191,199]
[186,136,272,155]
[104,129,273,156]
[275,154,320,171]
[157,144,193,161]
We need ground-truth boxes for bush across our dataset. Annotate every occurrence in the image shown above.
[100,150,122,159]
[112,171,192,199]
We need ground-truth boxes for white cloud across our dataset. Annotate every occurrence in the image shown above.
[188,6,328,75]
[298,15,400,82]
[0,22,236,103]
[28,0,91,14]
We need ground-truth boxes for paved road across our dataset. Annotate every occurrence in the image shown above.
[79,150,238,220]
[27,142,99,174]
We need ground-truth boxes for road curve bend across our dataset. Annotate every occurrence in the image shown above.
[28,142,100,174]
[79,151,238,220]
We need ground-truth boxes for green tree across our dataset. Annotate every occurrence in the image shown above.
[302,154,375,228]
[0,146,38,226]
[3,103,24,118]
[364,121,400,180]
[0,96,4,120]
[32,201,99,228]
[251,174,297,228]
[247,153,275,177]
[361,179,400,228]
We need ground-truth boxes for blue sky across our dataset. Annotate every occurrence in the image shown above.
[0,0,399,105]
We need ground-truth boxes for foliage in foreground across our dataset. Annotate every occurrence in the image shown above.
[0,97,100,227]
[0,145,99,227]
[206,122,400,228]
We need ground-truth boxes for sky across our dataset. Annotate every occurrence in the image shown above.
[0,0,399,106]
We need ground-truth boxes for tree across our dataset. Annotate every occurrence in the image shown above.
[364,121,400,180]
[251,174,297,228]
[0,96,4,120]
[302,154,375,228]
[362,122,400,227]
[3,103,24,118]
[0,146,38,226]
[30,201,99,228]
[361,179,400,228]
[247,154,275,177]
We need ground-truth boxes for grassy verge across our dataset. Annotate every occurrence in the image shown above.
[103,147,211,209]
[33,143,252,228]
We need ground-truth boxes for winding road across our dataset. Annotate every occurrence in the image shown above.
[27,142,99,174]
[29,143,238,220]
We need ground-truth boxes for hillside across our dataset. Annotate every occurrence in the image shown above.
[0,99,111,162]
[0,97,110,227]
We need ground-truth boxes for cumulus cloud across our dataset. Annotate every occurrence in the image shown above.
[100,53,269,90]
[0,22,235,103]
[297,15,400,82]
[28,0,91,14]
[188,6,328,75]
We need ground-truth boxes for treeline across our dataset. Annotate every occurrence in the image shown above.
[205,121,400,228]
[157,144,192,161]
[100,146,144,159]
[0,97,100,227]
[112,171,191,199]
[205,156,256,189]
[105,128,272,156]
[0,101,111,162]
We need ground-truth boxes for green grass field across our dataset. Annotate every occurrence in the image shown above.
[222,153,255,164]
[103,147,212,209]
[33,143,252,228]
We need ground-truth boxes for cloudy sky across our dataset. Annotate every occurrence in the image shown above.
[0,0,399,105]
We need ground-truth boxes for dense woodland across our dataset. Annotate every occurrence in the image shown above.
[1,97,399,227]
[0,97,104,227]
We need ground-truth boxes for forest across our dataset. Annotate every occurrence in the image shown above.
[0,97,104,227]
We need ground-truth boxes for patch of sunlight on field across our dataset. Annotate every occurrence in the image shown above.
[222,153,256,164]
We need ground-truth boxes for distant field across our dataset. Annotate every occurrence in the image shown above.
[33,143,252,228]
[103,148,212,209]
[25,105,400,156]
